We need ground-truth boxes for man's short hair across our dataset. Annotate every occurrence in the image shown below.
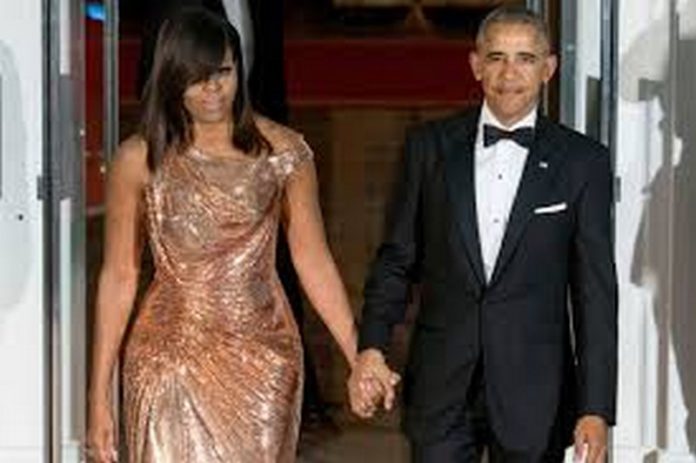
[476,6,552,52]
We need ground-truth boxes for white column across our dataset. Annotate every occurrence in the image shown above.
[571,0,601,132]
[0,0,47,461]
[220,0,254,82]
[613,0,696,460]
[560,3,601,460]
[58,1,87,460]
[566,0,696,458]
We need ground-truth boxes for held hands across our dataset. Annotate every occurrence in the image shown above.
[85,400,118,463]
[347,349,401,418]
[573,415,608,463]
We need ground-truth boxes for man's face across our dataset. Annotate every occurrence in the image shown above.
[470,23,557,127]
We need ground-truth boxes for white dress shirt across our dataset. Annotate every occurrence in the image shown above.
[221,0,254,82]
[475,102,538,282]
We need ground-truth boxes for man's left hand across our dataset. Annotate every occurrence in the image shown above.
[573,415,608,463]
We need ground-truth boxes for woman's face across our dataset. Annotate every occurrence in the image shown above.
[183,49,237,126]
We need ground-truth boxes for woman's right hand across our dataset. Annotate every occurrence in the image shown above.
[348,349,401,418]
[86,401,117,462]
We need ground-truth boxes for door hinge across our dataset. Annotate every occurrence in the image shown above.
[614,176,621,203]
[37,175,47,200]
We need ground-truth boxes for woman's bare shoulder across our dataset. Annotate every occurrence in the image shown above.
[110,135,150,186]
[117,135,147,160]
[254,114,306,154]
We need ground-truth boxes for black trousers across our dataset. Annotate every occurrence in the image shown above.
[411,362,567,463]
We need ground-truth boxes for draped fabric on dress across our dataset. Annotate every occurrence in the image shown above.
[123,121,312,462]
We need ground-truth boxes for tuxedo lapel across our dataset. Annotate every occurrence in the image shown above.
[488,117,566,286]
[442,111,486,286]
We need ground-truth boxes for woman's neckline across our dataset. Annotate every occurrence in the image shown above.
[187,146,263,162]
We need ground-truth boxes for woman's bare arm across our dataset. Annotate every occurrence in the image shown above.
[282,158,358,368]
[88,137,149,406]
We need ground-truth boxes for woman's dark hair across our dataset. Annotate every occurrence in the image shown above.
[139,8,269,170]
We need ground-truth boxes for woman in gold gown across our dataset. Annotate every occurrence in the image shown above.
[86,9,397,463]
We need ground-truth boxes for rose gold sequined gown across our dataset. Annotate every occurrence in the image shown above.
[122,126,310,462]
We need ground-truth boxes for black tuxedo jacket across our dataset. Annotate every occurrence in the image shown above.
[359,108,618,451]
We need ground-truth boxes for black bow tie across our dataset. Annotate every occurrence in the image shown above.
[483,124,535,149]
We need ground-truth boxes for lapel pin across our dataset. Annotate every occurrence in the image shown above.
[539,161,549,169]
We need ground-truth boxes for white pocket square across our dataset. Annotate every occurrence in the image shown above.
[534,202,567,214]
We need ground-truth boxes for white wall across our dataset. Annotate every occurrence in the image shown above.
[566,0,696,459]
[0,0,47,461]
[613,0,696,460]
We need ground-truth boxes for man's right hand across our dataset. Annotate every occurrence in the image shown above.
[347,348,400,418]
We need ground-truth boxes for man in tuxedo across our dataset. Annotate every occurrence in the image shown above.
[348,7,618,462]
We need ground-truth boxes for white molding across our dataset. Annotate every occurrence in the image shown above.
[614,446,696,463]
[61,440,82,463]
[0,447,43,463]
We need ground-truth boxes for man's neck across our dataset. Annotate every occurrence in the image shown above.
[481,101,538,130]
